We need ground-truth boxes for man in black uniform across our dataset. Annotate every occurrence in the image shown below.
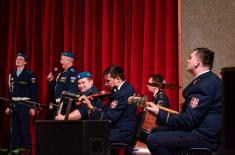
[147,74,169,108]
[55,72,102,120]
[47,51,78,118]
[146,48,222,155]
[79,65,137,145]
[6,52,38,154]
[138,74,170,142]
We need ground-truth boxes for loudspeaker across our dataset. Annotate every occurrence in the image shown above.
[36,120,110,155]
[222,67,235,155]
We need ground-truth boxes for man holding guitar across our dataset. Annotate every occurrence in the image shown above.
[137,74,170,142]
[146,48,222,155]
[55,72,102,120]
[78,65,137,147]
[146,74,170,110]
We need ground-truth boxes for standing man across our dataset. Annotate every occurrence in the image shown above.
[55,72,102,120]
[47,51,78,118]
[6,52,38,154]
[146,48,222,155]
[79,65,137,145]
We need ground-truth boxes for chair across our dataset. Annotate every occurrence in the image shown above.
[110,111,146,155]
[175,142,222,155]
[176,148,214,155]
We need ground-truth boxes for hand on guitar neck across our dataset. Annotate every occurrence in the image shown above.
[76,91,110,110]
[128,96,179,115]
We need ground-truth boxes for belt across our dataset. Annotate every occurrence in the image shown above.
[12,97,30,101]
[55,98,61,103]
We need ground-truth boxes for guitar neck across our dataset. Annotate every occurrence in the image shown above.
[157,104,179,114]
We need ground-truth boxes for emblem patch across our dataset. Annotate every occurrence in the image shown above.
[31,78,36,83]
[110,100,118,109]
[190,97,199,108]
[70,77,76,83]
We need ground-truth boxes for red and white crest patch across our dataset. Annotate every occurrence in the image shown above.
[190,97,199,108]
[110,100,118,109]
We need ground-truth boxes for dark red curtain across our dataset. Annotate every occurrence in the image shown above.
[0,0,178,152]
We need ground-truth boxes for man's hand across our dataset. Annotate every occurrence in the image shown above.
[55,114,65,120]
[5,108,10,114]
[146,102,159,115]
[29,109,36,116]
[47,72,54,81]
[77,95,94,110]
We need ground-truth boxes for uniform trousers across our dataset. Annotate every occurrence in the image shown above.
[146,126,218,155]
[12,104,31,149]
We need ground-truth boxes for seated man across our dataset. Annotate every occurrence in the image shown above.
[146,48,222,155]
[138,74,170,142]
[147,74,169,108]
[55,72,102,120]
[79,65,137,145]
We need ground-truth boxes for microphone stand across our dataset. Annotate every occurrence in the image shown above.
[0,97,45,155]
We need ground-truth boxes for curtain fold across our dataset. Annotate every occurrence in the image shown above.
[0,0,178,151]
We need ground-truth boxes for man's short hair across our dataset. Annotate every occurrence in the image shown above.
[149,74,165,83]
[194,47,214,69]
[103,65,125,80]
[17,51,28,61]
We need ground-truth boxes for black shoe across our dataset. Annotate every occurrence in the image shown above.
[0,148,8,155]
[11,147,24,155]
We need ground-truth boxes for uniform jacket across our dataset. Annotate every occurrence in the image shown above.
[90,81,137,145]
[153,91,169,108]
[9,69,38,102]
[49,66,78,99]
[157,71,222,142]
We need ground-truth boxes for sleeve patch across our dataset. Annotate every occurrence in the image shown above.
[31,78,36,83]
[190,97,199,108]
[110,100,118,109]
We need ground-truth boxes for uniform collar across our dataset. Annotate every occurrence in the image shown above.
[117,81,126,90]
[194,70,210,79]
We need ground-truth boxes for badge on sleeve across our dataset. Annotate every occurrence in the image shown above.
[31,78,36,83]
[70,77,76,83]
[190,97,199,108]
[110,100,118,109]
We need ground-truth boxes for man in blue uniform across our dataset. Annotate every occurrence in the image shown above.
[55,72,102,120]
[147,74,169,108]
[146,48,222,155]
[47,51,78,118]
[138,74,170,142]
[6,52,38,154]
[79,65,137,145]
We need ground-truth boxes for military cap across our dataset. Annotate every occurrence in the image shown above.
[17,51,28,61]
[77,72,92,80]
[61,51,74,58]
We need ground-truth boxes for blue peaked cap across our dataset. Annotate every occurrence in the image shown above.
[17,51,28,61]
[77,72,92,80]
[61,51,74,58]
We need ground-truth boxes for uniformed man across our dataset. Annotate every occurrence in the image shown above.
[47,51,78,118]
[79,65,137,146]
[138,74,170,142]
[146,48,222,155]
[55,72,102,120]
[146,74,169,108]
[6,52,38,154]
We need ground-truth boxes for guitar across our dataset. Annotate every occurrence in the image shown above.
[128,96,179,114]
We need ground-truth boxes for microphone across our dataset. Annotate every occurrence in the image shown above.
[52,67,59,75]
[47,67,59,81]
